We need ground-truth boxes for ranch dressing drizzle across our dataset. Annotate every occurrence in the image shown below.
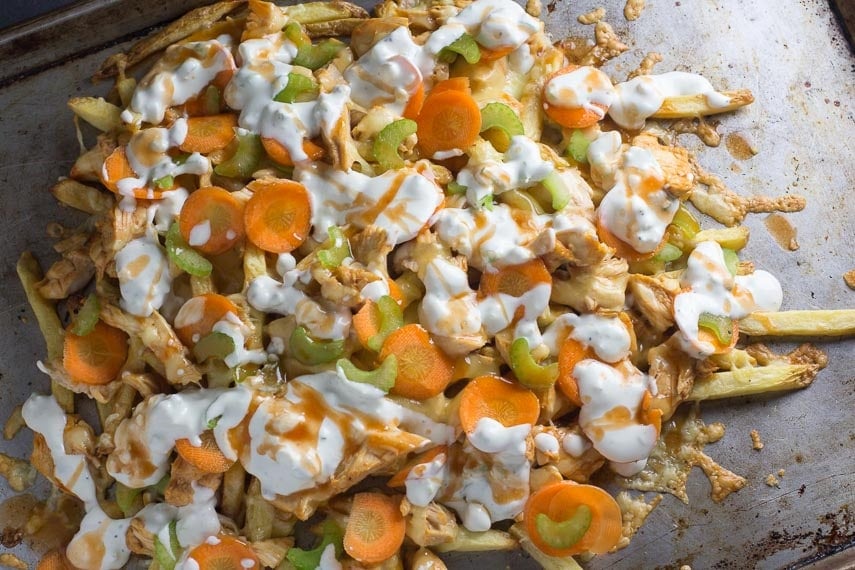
[544,65,616,117]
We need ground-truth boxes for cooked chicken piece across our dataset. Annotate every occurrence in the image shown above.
[432,333,488,358]
[250,538,295,569]
[126,517,155,556]
[243,0,288,39]
[553,214,609,268]
[311,265,363,308]
[165,457,222,507]
[551,256,629,312]
[535,425,606,483]
[100,303,202,385]
[71,134,117,182]
[37,248,95,299]
[92,206,149,277]
[402,500,459,547]
[627,273,680,333]
[350,225,393,270]
[37,359,124,403]
[631,133,695,198]
[647,338,696,420]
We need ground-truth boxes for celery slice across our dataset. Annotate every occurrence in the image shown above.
[374,119,417,171]
[337,356,397,393]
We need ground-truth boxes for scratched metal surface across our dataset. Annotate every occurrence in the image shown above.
[0,0,853,568]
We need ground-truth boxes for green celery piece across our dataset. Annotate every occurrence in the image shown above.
[541,171,570,211]
[534,506,592,549]
[566,129,590,163]
[153,521,181,570]
[653,242,683,263]
[274,72,320,103]
[214,132,262,178]
[479,194,495,211]
[721,247,739,277]
[154,175,174,190]
[284,22,311,49]
[670,204,700,240]
[193,331,236,363]
[510,337,558,390]
[207,415,222,430]
[115,483,142,517]
[439,33,481,64]
[373,119,417,171]
[367,295,404,351]
[479,102,524,138]
[71,294,100,336]
[446,180,468,195]
[286,520,344,570]
[317,226,351,268]
[698,313,734,345]
[294,39,345,70]
[165,222,212,277]
[337,356,397,393]
[290,326,345,365]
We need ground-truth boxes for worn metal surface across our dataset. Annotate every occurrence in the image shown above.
[0,0,852,568]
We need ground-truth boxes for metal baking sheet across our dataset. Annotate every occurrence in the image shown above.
[0,1,852,568]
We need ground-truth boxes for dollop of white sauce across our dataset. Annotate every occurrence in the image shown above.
[115,236,172,317]
[418,257,483,339]
[561,432,591,458]
[211,312,269,368]
[478,283,551,348]
[608,71,733,130]
[317,543,342,570]
[534,432,560,455]
[542,312,631,362]
[405,451,448,507]
[448,0,543,50]
[574,360,658,464]
[673,241,783,358]
[150,187,189,233]
[544,66,616,116]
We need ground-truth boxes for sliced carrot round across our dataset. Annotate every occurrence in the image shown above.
[380,324,453,400]
[403,81,426,120]
[261,137,326,166]
[387,445,447,488]
[244,179,312,253]
[416,87,481,157]
[63,321,128,385]
[175,430,234,473]
[174,293,239,347]
[100,146,166,199]
[179,114,237,154]
[595,214,662,262]
[542,65,609,129]
[188,535,259,570]
[478,45,514,62]
[353,300,382,349]
[430,77,470,95]
[179,186,245,255]
[478,259,551,298]
[556,337,594,406]
[458,375,540,435]
[344,493,406,565]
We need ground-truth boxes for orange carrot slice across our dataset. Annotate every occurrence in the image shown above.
[174,293,239,348]
[188,535,259,570]
[458,375,540,435]
[478,259,551,299]
[261,137,326,167]
[380,324,453,400]
[175,431,234,474]
[403,81,426,120]
[178,186,245,255]
[595,215,663,262]
[244,179,312,253]
[179,115,237,154]
[478,45,514,62]
[353,300,382,349]
[431,77,471,95]
[344,493,406,565]
[63,321,128,385]
[416,85,481,157]
[100,146,168,199]
[542,65,609,129]
[556,337,594,406]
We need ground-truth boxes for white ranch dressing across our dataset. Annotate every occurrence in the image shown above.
[534,432,559,455]
[115,236,172,317]
[574,360,658,466]
[405,451,448,507]
[544,66,616,116]
[127,38,235,125]
[609,71,733,130]
[673,241,783,358]
[211,312,269,368]
[419,257,483,339]
[448,0,543,50]
[150,187,189,233]
[542,312,631,362]
[478,283,551,348]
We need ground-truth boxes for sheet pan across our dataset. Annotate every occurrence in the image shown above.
[0,0,852,568]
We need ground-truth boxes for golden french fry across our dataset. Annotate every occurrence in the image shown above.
[245,478,275,542]
[652,89,754,119]
[691,226,750,251]
[3,405,25,440]
[740,310,855,337]
[51,178,113,215]
[116,76,137,108]
[689,362,822,401]
[17,252,75,412]
[283,1,369,24]
[67,97,123,132]
[509,524,583,570]
[221,461,246,520]
[433,529,518,553]
[305,17,369,37]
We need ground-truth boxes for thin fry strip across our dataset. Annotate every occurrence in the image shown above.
[689,362,824,401]
[509,523,583,570]
[652,89,754,119]
[51,179,114,215]
[16,252,74,412]
[739,310,855,337]
[432,528,518,552]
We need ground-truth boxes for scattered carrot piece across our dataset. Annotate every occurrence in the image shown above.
[63,321,128,385]
[179,115,237,154]
[188,535,259,570]
[387,445,447,488]
[478,45,514,62]
[380,324,453,400]
[175,431,234,474]
[430,77,471,95]
[261,137,326,166]
[353,300,382,349]
[639,391,663,437]
[174,293,239,348]
[416,83,481,157]
[595,215,662,262]
[557,337,593,406]
[178,186,245,255]
[542,65,609,129]
[100,146,168,199]
[244,179,312,253]
[403,81,426,120]
[344,493,406,565]
[458,375,540,434]
[478,259,551,299]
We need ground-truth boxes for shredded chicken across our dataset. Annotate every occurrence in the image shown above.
[165,457,222,507]
[551,256,629,312]
[627,273,679,332]
[632,133,695,198]
[402,500,459,547]
[647,338,696,421]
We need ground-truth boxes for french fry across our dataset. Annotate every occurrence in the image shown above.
[3,405,25,440]
[304,18,369,37]
[190,274,215,296]
[688,361,823,401]
[0,452,37,492]
[691,226,750,251]
[282,1,369,24]
[509,523,583,570]
[652,89,754,119]
[432,528,518,553]
[245,478,275,542]
[67,97,123,132]
[739,310,855,337]
[16,252,75,412]
[70,144,109,182]
[51,178,113,215]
